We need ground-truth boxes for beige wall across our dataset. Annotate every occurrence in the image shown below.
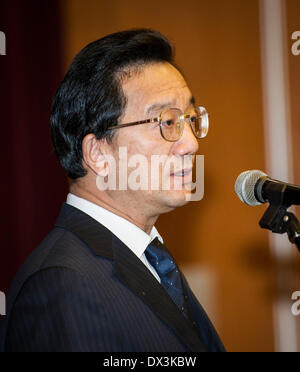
[287,0,300,186]
[286,0,300,349]
[61,0,299,351]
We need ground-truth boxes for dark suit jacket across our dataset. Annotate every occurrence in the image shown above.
[0,203,225,352]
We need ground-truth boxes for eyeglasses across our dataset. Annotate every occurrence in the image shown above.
[107,106,209,142]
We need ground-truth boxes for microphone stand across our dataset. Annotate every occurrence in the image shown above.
[283,212,300,251]
[259,203,300,252]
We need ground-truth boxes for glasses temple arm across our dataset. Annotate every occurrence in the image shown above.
[108,118,159,130]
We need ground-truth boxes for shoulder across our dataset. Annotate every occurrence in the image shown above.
[39,227,99,274]
[7,225,113,308]
[9,225,114,310]
[34,225,112,273]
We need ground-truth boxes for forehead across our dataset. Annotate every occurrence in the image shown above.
[121,62,192,115]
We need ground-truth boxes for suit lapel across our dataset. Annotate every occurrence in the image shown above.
[55,203,207,352]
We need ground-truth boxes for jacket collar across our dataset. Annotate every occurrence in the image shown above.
[55,203,207,352]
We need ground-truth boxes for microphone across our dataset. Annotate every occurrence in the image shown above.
[235,170,300,207]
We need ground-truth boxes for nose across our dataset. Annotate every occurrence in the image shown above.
[171,121,199,156]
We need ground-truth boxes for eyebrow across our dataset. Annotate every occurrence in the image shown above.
[145,102,173,115]
[145,96,196,115]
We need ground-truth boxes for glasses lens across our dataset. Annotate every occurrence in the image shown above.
[190,106,209,138]
[160,108,183,141]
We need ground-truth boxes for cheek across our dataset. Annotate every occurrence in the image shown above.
[113,130,175,186]
[119,127,171,157]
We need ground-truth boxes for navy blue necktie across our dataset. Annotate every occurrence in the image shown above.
[145,237,187,317]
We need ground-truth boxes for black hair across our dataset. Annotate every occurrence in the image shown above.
[50,28,175,179]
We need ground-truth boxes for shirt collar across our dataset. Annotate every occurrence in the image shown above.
[66,193,163,259]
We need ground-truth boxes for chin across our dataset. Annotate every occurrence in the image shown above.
[162,189,191,209]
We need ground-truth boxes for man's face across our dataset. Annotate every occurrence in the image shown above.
[106,62,199,217]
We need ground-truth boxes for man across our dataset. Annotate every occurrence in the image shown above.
[0,29,225,352]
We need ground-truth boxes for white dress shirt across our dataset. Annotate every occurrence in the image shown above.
[66,193,162,282]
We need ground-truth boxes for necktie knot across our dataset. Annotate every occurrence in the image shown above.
[145,240,176,276]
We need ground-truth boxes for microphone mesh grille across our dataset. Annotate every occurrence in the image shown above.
[235,170,267,206]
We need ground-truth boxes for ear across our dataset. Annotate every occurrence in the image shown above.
[82,134,109,177]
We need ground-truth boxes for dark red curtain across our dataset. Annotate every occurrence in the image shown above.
[0,1,68,293]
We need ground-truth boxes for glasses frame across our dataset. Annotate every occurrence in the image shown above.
[107,106,209,142]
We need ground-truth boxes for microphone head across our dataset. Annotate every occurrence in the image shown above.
[235,170,267,206]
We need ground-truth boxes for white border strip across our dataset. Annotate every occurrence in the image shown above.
[259,0,297,352]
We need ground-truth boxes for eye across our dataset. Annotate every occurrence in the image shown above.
[190,115,197,123]
[162,119,175,127]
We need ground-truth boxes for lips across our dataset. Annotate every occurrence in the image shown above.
[171,169,192,177]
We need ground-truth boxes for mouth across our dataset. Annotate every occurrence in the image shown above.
[171,168,193,177]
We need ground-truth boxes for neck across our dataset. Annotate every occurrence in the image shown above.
[70,181,158,235]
